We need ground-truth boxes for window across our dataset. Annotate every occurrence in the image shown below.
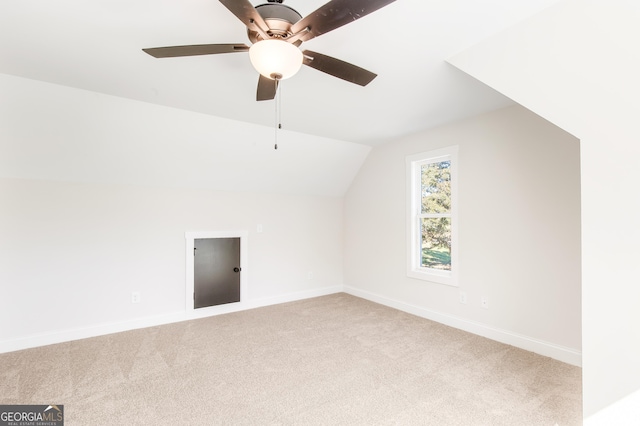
[406,146,458,286]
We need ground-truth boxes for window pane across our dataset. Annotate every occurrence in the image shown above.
[421,160,451,214]
[421,217,451,270]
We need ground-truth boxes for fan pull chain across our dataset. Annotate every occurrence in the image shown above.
[274,78,282,150]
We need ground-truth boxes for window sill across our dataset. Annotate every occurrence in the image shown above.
[407,268,457,287]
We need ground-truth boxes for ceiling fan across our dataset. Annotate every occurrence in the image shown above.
[142,0,396,101]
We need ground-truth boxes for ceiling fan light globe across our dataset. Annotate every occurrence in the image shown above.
[249,39,303,80]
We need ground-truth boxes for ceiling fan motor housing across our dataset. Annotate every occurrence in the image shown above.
[248,3,303,45]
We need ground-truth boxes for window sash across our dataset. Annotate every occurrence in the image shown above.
[406,146,458,286]
[417,213,451,219]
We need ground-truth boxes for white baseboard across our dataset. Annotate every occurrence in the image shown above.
[1,285,581,367]
[246,285,344,310]
[344,286,582,367]
[0,285,344,354]
[0,311,187,354]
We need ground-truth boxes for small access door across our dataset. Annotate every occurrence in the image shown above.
[194,237,241,308]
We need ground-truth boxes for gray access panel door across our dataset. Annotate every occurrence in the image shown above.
[194,237,241,308]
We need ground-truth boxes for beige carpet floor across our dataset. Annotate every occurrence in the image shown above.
[0,293,582,425]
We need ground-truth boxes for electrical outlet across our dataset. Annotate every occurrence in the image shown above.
[257,224,263,233]
[307,271,314,280]
[459,291,467,304]
[481,296,489,309]
[131,291,141,304]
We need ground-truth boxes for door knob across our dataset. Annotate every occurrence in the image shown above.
[233,267,241,273]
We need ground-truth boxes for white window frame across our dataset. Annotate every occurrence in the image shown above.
[406,146,458,286]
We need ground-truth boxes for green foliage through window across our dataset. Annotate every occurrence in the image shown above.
[420,161,451,271]
[421,161,451,214]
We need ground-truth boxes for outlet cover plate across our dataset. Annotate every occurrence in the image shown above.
[481,296,489,309]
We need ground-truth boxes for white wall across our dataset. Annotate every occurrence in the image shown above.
[448,0,640,420]
[344,105,582,364]
[0,73,367,353]
[0,178,344,351]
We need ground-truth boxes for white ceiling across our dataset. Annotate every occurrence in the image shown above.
[0,0,561,146]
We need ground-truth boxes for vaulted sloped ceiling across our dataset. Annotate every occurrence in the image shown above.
[0,0,561,144]
[0,0,562,195]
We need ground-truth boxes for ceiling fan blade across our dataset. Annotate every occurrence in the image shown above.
[302,50,377,86]
[143,44,249,58]
[291,0,396,42]
[257,74,278,101]
[219,0,269,34]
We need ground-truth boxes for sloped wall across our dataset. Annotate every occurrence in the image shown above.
[0,73,370,197]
